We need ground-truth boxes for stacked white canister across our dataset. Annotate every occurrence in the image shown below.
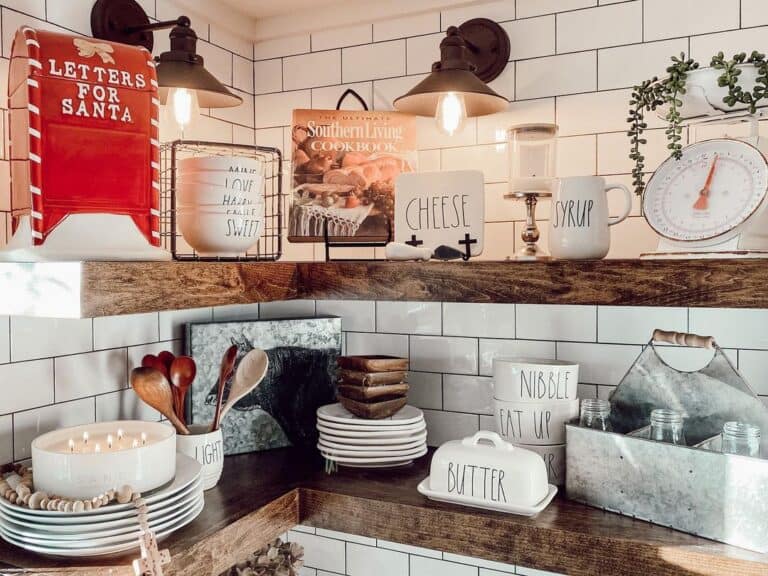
[492,358,579,486]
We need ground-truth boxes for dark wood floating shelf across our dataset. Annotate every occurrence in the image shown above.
[1,259,767,317]
[2,449,766,576]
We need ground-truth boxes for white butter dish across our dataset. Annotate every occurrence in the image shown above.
[421,431,555,514]
[417,476,557,516]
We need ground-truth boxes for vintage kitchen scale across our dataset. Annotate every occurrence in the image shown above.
[641,70,768,258]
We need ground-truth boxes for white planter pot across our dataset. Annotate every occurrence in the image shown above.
[655,65,766,120]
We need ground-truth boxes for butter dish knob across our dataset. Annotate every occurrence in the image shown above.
[461,430,514,451]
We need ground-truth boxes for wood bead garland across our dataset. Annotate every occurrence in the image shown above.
[0,463,140,512]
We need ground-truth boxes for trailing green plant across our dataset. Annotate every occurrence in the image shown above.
[628,53,698,195]
[628,51,768,195]
[711,50,768,111]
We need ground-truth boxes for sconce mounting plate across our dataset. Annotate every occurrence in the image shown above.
[91,0,154,52]
[458,18,510,83]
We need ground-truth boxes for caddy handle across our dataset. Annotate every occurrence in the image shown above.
[652,329,716,349]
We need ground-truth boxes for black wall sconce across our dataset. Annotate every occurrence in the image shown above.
[394,18,510,136]
[91,0,242,132]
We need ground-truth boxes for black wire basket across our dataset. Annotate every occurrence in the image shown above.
[160,140,283,261]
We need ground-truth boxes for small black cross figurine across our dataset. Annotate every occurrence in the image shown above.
[458,233,477,261]
[405,234,423,247]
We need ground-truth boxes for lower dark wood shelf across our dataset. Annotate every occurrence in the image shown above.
[2,449,766,576]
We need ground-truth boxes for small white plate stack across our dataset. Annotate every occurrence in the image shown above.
[317,404,427,468]
[0,454,203,558]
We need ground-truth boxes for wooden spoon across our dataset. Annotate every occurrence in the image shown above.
[219,349,269,423]
[141,354,169,380]
[158,350,176,373]
[210,345,239,432]
[169,356,196,423]
[131,367,190,435]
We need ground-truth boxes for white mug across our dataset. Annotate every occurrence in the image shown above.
[548,176,632,259]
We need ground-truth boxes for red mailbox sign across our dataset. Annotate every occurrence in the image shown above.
[8,27,160,247]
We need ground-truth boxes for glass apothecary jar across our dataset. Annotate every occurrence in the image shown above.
[507,123,558,193]
[721,421,761,457]
[649,408,686,445]
[579,399,612,431]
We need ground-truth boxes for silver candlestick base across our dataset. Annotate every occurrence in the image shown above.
[504,190,552,260]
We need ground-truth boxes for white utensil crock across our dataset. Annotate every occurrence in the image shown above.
[175,425,223,491]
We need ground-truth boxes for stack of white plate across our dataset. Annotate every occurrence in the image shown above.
[317,404,427,468]
[0,454,203,558]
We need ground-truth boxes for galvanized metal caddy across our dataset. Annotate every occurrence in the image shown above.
[566,330,768,553]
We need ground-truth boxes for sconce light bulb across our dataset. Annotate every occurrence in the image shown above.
[435,92,467,136]
[165,87,200,135]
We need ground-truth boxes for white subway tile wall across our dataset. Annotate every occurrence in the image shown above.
[4,299,743,455]
[242,0,768,261]
[0,2,765,575]
[287,525,549,576]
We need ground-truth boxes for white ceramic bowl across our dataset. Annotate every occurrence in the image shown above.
[31,421,176,499]
[493,398,579,445]
[178,155,262,175]
[178,170,264,190]
[178,175,264,204]
[493,358,579,402]
[177,182,265,210]
[178,206,263,257]
[175,425,223,491]
[512,442,566,486]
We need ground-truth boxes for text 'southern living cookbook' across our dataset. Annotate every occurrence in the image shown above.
[289,109,417,242]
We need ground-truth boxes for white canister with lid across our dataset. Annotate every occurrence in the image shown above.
[428,431,549,508]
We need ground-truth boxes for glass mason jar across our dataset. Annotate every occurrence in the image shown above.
[721,421,761,457]
[579,399,612,431]
[649,408,686,445]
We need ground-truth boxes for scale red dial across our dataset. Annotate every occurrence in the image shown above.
[643,139,768,242]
